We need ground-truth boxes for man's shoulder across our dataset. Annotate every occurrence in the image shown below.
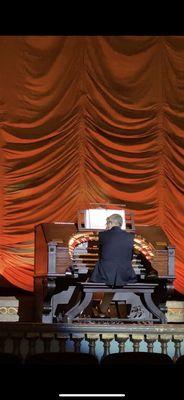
[123,230,135,237]
[99,230,107,237]
[116,229,135,241]
[99,229,113,240]
[100,229,135,237]
[123,230,135,236]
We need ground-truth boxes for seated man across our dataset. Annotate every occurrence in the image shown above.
[90,213,137,316]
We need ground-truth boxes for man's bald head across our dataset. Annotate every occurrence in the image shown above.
[106,214,123,229]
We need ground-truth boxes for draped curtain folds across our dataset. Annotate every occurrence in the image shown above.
[0,36,184,293]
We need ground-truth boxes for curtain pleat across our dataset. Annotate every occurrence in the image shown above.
[0,36,184,293]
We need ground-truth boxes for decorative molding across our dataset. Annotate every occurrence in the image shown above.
[166,301,184,322]
[0,297,19,321]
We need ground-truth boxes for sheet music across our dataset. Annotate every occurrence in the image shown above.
[84,209,126,230]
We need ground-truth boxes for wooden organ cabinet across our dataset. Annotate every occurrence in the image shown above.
[34,207,175,323]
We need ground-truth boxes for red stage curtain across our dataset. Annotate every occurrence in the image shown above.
[0,36,184,293]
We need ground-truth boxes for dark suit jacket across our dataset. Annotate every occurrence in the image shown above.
[90,226,137,286]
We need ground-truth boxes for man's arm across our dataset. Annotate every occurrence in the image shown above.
[129,232,135,260]
[98,231,103,259]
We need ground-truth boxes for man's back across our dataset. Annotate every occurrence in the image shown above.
[99,226,134,262]
[90,226,137,286]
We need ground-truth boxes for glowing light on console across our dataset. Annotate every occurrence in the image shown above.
[68,232,155,261]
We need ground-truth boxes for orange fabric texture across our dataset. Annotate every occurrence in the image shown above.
[0,36,184,293]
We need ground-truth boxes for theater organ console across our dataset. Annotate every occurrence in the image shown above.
[34,206,175,323]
